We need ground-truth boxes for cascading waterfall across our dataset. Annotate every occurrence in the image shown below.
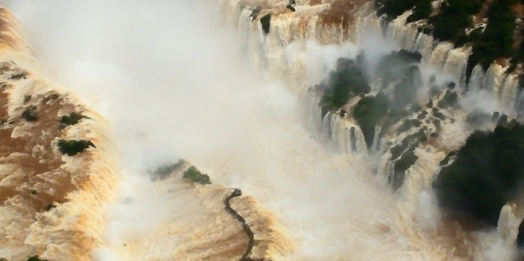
[322,111,367,154]
[0,7,120,261]
[218,0,524,259]
[371,8,522,111]
[3,0,524,260]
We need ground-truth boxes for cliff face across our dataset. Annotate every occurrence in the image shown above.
[0,7,120,261]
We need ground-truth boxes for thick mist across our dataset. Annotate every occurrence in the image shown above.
[7,0,514,260]
[9,1,282,259]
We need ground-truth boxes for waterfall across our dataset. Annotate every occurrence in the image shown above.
[359,8,522,113]
[371,125,383,153]
[414,33,435,63]
[0,10,120,260]
[441,47,470,87]
[497,203,524,245]
[428,42,453,71]
[328,112,367,154]
[4,0,523,260]
[385,11,418,51]
[214,2,524,259]
[469,64,486,90]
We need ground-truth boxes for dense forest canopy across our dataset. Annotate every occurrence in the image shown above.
[375,0,524,82]
[434,122,524,225]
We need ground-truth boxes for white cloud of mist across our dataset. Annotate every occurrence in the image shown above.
[9,0,263,166]
[286,40,359,85]
[416,190,440,231]
[475,233,518,261]
[9,0,275,259]
[359,28,397,77]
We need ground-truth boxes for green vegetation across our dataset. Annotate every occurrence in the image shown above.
[260,14,271,34]
[9,73,26,80]
[466,110,491,127]
[429,85,441,97]
[432,107,445,120]
[437,90,459,109]
[377,0,482,42]
[22,106,38,122]
[406,0,433,23]
[183,166,212,185]
[418,110,428,119]
[377,0,520,84]
[377,50,422,86]
[375,0,419,21]
[391,148,419,190]
[375,51,422,109]
[439,151,457,166]
[404,128,426,143]
[434,123,524,225]
[430,0,483,42]
[410,103,421,112]
[433,119,442,132]
[27,256,47,261]
[57,139,95,156]
[498,114,509,125]
[467,0,517,81]
[393,65,422,108]
[153,159,185,180]
[411,119,422,127]
[390,139,410,160]
[397,120,412,134]
[353,92,391,148]
[320,58,370,112]
[382,108,410,132]
[59,112,88,129]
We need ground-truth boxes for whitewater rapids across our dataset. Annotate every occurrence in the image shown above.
[0,0,521,260]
